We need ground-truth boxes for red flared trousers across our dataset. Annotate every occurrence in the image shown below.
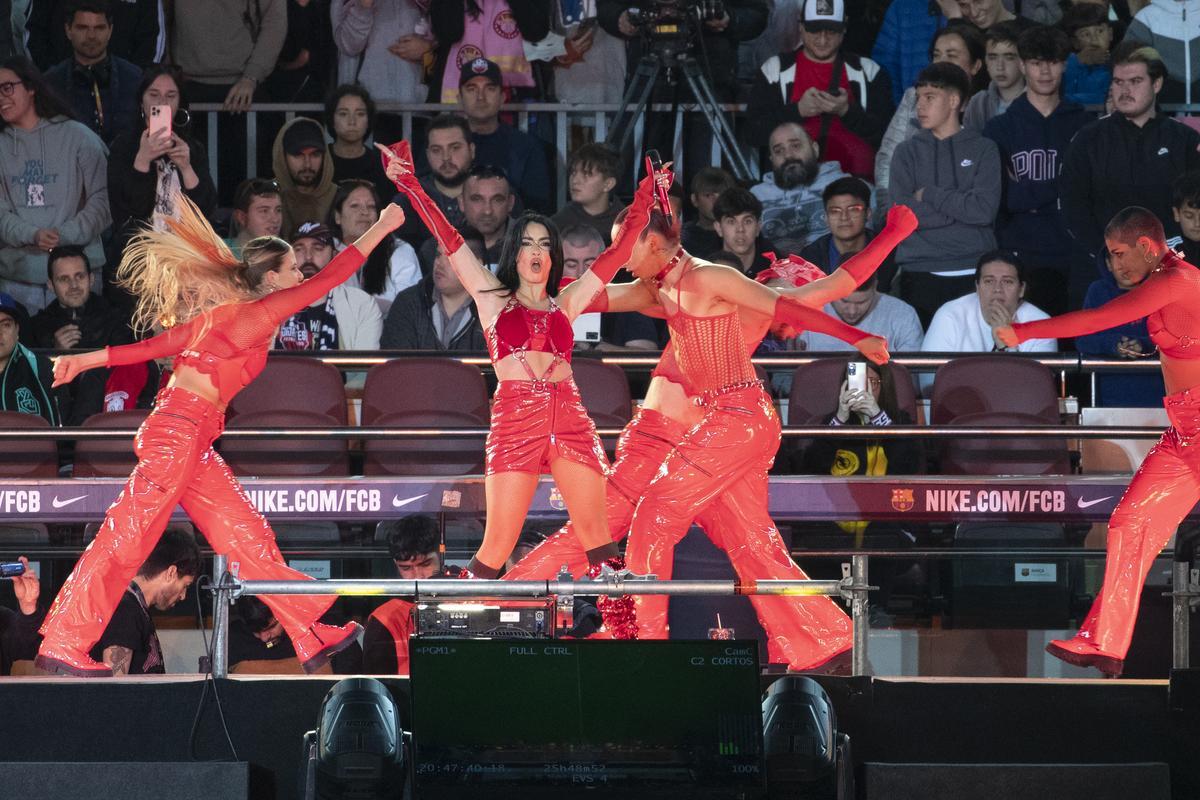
[1073,388,1200,658]
[39,388,335,655]
[509,401,852,669]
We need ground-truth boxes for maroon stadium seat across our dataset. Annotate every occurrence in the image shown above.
[73,409,152,478]
[363,409,486,476]
[0,410,57,478]
[940,411,1071,476]
[361,358,489,425]
[227,356,347,424]
[220,409,349,477]
[930,355,1058,425]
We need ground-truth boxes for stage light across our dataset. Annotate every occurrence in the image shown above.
[301,677,406,800]
[762,676,842,798]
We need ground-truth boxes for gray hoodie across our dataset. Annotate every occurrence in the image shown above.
[890,126,1000,273]
[0,117,109,285]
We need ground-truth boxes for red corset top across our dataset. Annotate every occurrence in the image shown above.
[486,296,575,381]
[665,307,758,395]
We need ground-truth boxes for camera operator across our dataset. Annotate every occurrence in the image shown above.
[599,0,768,181]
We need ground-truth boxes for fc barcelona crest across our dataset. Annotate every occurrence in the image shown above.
[891,488,914,512]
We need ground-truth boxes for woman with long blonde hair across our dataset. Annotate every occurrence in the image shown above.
[36,194,405,676]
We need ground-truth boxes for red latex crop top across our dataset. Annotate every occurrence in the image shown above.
[486,296,575,381]
[103,246,366,403]
[1013,252,1200,359]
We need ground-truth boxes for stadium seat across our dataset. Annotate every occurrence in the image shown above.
[939,411,1071,476]
[363,409,486,476]
[227,356,348,424]
[0,411,56,542]
[570,358,632,455]
[930,355,1058,425]
[220,409,350,477]
[73,409,152,478]
[361,358,489,425]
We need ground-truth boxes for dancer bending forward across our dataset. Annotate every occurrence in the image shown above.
[36,196,404,676]
[507,205,916,667]
[998,206,1200,677]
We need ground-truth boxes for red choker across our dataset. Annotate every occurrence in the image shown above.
[651,248,687,288]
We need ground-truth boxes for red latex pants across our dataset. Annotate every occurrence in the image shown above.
[39,387,335,655]
[513,399,853,669]
[1072,388,1200,658]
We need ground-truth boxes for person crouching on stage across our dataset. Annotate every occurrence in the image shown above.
[35,194,405,677]
[997,206,1200,677]
[381,142,659,589]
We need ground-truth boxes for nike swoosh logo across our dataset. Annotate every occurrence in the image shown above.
[1077,496,1114,509]
[52,495,87,509]
[392,493,429,509]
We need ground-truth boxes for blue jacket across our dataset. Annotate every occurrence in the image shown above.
[1077,272,1165,407]
[871,0,945,105]
[45,55,142,146]
[983,94,1091,269]
[1063,54,1111,106]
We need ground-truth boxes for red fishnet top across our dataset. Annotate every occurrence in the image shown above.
[102,246,366,404]
[1013,251,1200,359]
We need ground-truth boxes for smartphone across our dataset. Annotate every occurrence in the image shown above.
[0,562,25,578]
[847,361,868,393]
[148,103,172,140]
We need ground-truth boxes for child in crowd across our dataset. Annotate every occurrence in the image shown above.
[1170,171,1200,265]
[1061,3,1114,105]
[551,142,621,246]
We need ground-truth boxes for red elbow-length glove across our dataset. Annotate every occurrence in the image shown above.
[774,295,881,348]
[839,204,918,287]
[585,167,665,285]
[381,140,465,256]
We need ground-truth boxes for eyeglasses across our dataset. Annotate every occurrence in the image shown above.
[0,80,25,97]
[827,204,866,218]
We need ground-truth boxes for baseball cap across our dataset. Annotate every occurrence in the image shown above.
[458,57,502,88]
[290,222,335,247]
[0,292,22,324]
[802,0,845,31]
[282,118,326,155]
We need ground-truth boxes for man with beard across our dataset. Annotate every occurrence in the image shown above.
[458,164,515,271]
[30,246,132,423]
[392,113,473,248]
[751,121,859,254]
[272,117,337,239]
[274,222,382,353]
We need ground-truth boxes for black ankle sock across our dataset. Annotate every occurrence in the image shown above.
[467,556,502,579]
[585,542,620,566]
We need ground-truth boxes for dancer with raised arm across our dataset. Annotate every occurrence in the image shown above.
[380,142,659,585]
[36,196,405,676]
[507,205,917,667]
[996,206,1200,677]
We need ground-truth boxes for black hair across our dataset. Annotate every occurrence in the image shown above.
[560,223,605,250]
[712,186,763,221]
[1112,39,1168,84]
[1017,24,1071,62]
[1104,206,1166,247]
[822,176,871,206]
[464,162,511,188]
[0,57,75,128]
[327,179,394,296]
[491,212,564,298]
[233,595,275,634]
[46,245,90,280]
[1172,171,1200,210]
[914,61,973,104]
[974,248,1028,283]
[134,63,189,131]
[567,142,620,180]
[324,83,376,141]
[1060,2,1112,38]
[690,166,738,196]
[136,527,201,580]
[65,0,112,24]
[427,112,472,142]
[984,20,1023,49]
[381,515,441,561]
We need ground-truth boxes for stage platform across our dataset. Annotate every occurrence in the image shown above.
[1,670,1197,800]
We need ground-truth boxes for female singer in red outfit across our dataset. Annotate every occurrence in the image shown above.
[997,206,1200,677]
[382,141,663,579]
[35,195,405,676]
